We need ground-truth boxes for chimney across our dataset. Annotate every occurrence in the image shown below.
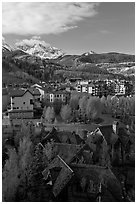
[113,121,119,134]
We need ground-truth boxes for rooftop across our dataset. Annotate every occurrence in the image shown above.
[10,88,40,97]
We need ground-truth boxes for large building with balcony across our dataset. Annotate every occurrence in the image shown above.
[8,88,41,119]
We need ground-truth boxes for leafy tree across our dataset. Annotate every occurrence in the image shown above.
[69,95,79,111]
[27,143,47,190]
[2,149,20,201]
[129,96,135,116]
[44,106,55,123]
[100,95,107,114]
[53,99,62,115]
[15,135,33,201]
[105,95,112,114]
[43,140,58,162]
[18,136,33,175]
[79,95,88,119]
[42,105,47,117]
[86,97,102,121]
[111,96,119,115]
[60,104,72,122]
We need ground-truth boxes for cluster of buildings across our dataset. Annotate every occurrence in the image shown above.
[31,120,134,201]
[2,83,71,119]
[2,77,134,119]
[72,79,134,96]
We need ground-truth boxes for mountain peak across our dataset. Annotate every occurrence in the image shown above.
[15,37,65,59]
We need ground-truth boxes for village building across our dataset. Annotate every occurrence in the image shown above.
[87,121,134,166]
[44,91,70,103]
[8,88,41,119]
[31,84,45,100]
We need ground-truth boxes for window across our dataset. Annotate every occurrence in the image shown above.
[23,102,25,104]
[30,99,33,104]
[16,107,19,109]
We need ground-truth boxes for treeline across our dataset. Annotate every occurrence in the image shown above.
[79,53,135,64]
[42,94,135,129]
[2,122,52,201]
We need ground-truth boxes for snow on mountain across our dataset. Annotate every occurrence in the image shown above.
[15,37,65,59]
[2,36,13,52]
[83,50,96,56]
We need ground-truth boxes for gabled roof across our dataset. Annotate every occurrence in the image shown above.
[98,125,118,145]
[28,88,41,95]
[70,144,93,164]
[57,131,84,145]
[43,156,122,201]
[31,83,42,88]
[42,155,74,197]
[70,164,123,201]
[53,143,81,163]
[10,89,26,97]
[41,127,60,145]
[10,88,41,97]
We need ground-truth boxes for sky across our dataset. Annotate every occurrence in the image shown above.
[2,2,135,55]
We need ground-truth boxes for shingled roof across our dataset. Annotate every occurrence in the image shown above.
[53,143,81,163]
[10,88,40,97]
[10,89,26,97]
[98,125,117,145]
[43,156,122,201]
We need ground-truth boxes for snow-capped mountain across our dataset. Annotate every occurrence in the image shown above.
[2,37,13,52]
[83,50,96,56]
[15,37,65,59]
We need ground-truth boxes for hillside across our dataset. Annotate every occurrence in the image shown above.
[79,52,135,64]
[2,38,135,86]
[2,57,39,86]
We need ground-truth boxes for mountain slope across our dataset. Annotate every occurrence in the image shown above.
[2,37,135,85]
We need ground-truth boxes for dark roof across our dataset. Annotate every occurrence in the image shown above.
[53,143,81,163]
[10,89,26,97]
[42,155,74,197]
[10,88,40,97]
[57,131,84,145]
[98,125,118,145]
[70,144,93,164]
[43,156,122,201]
[41,127,60,145]
[70,164,122,201]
